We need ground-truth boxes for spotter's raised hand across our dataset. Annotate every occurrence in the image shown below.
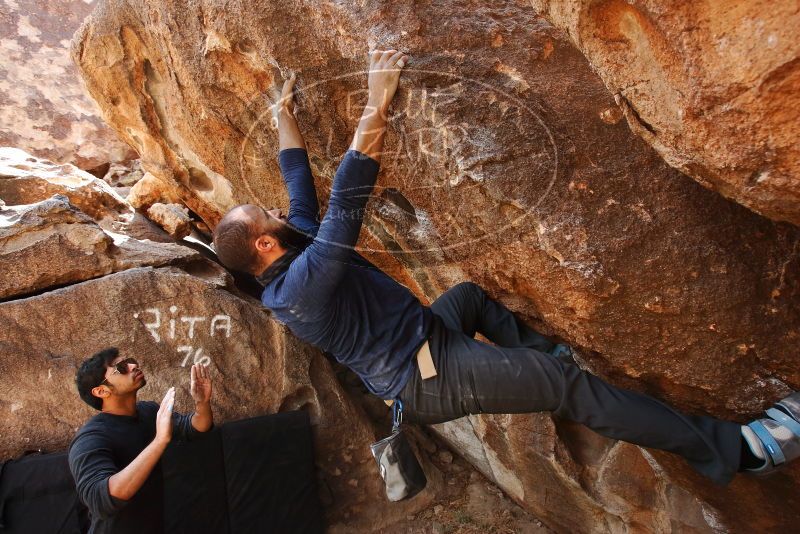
[190,363,212,404]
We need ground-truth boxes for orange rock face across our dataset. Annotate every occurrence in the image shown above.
[71,1,799,531]
[531,0,800,225]
[0,0,134,171]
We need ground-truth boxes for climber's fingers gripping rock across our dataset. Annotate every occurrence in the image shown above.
[366,49,410,115]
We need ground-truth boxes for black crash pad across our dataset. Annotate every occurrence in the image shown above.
[0,452,88,533]
[1,410,323,534]
[163,410,324,533]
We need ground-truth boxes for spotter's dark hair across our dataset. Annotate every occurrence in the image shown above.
[76,347,119,410]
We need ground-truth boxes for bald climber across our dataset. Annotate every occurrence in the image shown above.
[212,49,800,484]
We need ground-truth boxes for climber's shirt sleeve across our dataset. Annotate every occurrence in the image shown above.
[308,149,380,260]
[280,149,380,308]
[279,148,320,236]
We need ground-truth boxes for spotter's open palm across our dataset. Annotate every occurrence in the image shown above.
[190,363,212,404]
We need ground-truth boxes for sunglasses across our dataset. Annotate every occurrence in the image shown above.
[100,357,139,386]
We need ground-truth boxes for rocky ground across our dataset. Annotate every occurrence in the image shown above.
[379,456,553,534]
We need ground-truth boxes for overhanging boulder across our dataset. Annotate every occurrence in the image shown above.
[531,0,800,225]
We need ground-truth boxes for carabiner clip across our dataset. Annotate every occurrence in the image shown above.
[392,398,403,430]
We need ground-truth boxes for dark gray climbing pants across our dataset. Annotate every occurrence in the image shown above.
[398,282,742,485]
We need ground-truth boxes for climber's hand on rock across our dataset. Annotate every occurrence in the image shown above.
[270,72,297,128]
[366,49,409,116]
[278,73,297,114]
[348,51,406,161]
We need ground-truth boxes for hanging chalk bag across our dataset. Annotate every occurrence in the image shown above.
[369,399,427,501]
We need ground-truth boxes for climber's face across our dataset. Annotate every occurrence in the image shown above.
[256,207,308,252]
[240,205,287,240]
[254,207,291,252]
[263,207,287,224]
[258,207,290,240]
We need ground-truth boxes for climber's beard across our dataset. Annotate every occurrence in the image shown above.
[264,212,312,250]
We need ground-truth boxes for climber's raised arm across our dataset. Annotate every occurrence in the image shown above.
[274,73,305,152]
[273,74,318,234]
[304,50,409,261]
[349,50,408,165]
[279,50,409,306]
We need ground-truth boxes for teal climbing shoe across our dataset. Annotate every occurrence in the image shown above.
[744,392,800,474]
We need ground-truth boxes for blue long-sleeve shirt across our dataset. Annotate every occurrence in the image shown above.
[259,148,432,399]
